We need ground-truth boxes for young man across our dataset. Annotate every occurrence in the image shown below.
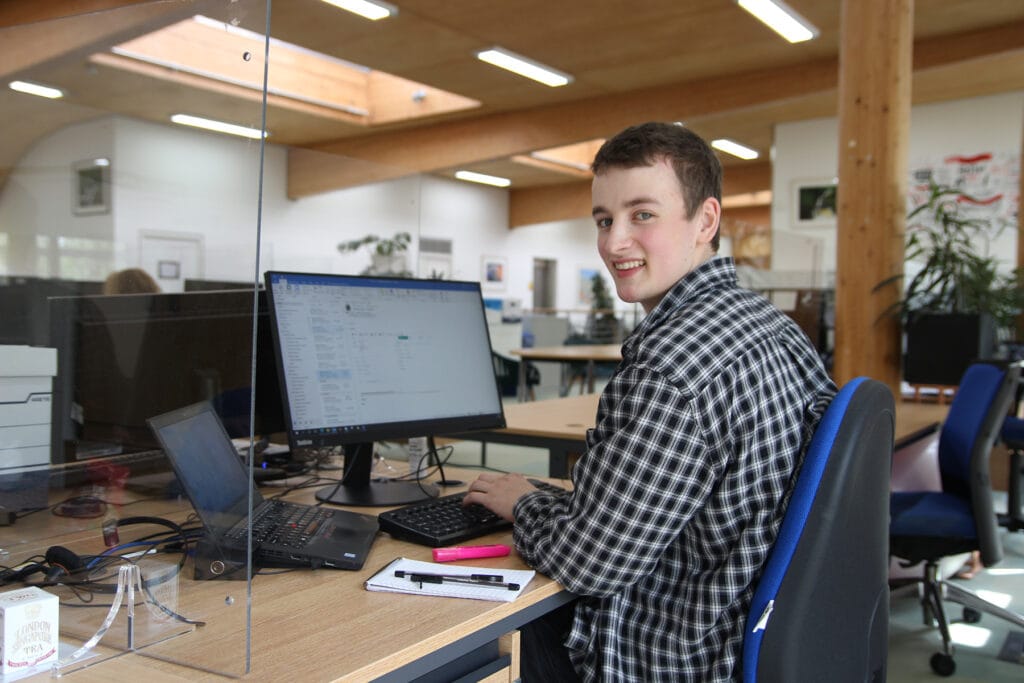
[464,122,836,681]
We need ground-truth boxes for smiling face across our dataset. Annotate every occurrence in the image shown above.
[592,157,720,313]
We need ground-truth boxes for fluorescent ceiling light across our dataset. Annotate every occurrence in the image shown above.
[476,48,572,87]
[9,80,64,99]
[712,139,760,160]
[171,114,267,139]
[455,170,512,188]
[737,0,818,43]
[320,0,397,21]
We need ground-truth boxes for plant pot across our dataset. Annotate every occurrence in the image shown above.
[370,252,407,275]
[903,312,996,386]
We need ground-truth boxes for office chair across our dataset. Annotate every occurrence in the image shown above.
[889,361,1024,676]
[743,377,894,683]
[491,351,539,400]
[562,333,616,396]
[998,415,1024,532]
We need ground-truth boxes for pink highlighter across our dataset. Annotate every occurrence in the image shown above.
[432,544,511,562]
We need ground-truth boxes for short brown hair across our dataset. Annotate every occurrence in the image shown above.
[592,122,722,250]
[103,268,160,295]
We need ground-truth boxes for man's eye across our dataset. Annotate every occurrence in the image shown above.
[595,217,612,229]
[635,211,653,221]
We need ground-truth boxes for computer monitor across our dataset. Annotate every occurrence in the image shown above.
[264,271,506,507]
[0,276,102,346]
[184,278,260,292]
[48,289,285,467]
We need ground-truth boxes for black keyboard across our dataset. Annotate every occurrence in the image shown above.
[226,500,331,550]
[377,479,566,547]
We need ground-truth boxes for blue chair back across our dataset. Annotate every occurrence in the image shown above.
[742,377,894,683]
[938,363,1008,496]
[935,361,1019,565]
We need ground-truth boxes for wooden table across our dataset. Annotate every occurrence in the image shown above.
[510,344,622,401]
[456,394,950,478]
[9,468,571,682]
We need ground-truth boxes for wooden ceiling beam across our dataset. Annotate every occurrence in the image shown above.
[509,181,591,229]
[288,19,1024,199]
[0,1,198,80]
[288,58,839,198]
[509,159,774,229]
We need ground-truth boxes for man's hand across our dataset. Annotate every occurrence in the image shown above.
[463,472,538,521]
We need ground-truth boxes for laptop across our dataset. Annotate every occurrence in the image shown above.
[147,401,378,573]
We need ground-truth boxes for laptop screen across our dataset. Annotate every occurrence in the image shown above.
[149,401,261,533]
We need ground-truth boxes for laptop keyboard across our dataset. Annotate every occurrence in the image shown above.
[377,479,565,547]
[227,500,332,549]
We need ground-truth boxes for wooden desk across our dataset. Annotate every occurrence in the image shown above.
[11,468,571,682]
[458,394,950,478]
[511,344,621,401]
[894,400,949,449]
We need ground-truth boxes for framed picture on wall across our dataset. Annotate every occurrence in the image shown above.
[481,255,507,291]
[72,159,111,216]
[793,178,838,228]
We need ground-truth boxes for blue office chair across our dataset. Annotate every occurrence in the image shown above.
[743,377,894,683]
[890,361,1024,676]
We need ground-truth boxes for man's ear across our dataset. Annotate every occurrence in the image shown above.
[696,197,721,244]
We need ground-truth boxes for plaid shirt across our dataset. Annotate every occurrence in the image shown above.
[514,257,836,681]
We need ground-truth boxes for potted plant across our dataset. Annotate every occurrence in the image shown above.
[337,232,413,277]
[877,179,1023,385]
[586,272,620,343]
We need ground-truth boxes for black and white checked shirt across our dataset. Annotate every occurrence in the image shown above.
[513,257,836,681]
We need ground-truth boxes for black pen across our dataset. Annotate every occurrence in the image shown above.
[394,570,520,590]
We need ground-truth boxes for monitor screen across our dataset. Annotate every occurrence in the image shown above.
[264,271,505,506]
[48,289,285,466]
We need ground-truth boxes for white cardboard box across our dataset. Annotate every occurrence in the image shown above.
[0,346,57,472]
[0,586,59,673]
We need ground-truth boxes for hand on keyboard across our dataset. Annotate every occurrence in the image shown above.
[377,479,565,547]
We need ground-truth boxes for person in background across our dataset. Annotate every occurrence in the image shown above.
[102,267,160,295]
[464,122,837,681]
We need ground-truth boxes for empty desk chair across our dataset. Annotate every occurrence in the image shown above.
[890,361,1024,676]
[743,377,894,683]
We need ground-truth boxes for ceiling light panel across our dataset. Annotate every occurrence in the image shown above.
[712,139,760,160]
[320,0,397,21]
[9,80,64,99]
[476,48,572,88]
[171,114,266,139]
[737,0,818,43]
[455,170,512,188]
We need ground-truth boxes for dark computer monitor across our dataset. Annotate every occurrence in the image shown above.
[0,276,102,346]
[48,289,285,467]
[264,271,506,507]
[183,278,260,292]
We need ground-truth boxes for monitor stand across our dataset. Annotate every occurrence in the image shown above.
[315,441,438,507]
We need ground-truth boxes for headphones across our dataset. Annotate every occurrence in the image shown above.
[1,516,191,592]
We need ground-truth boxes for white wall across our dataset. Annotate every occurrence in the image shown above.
[772,91,1024,275]
[0,118,115,277]
[0,115,606,314]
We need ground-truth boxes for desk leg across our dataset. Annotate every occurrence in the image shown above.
[517,361,528,402]
[549,446,584,478]
[585,360,596,393]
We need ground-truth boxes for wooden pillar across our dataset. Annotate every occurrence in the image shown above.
[832,0,913,395]
[1018,113,1024,341]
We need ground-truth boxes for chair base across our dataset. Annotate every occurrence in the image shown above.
[896,560,1024,676]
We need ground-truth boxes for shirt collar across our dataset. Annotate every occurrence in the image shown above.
[623,256,738,354]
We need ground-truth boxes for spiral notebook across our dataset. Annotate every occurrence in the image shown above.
[365,557,535,602]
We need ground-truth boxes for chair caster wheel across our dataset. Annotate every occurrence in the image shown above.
[962,607,982,623]
[930,652,955,676]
